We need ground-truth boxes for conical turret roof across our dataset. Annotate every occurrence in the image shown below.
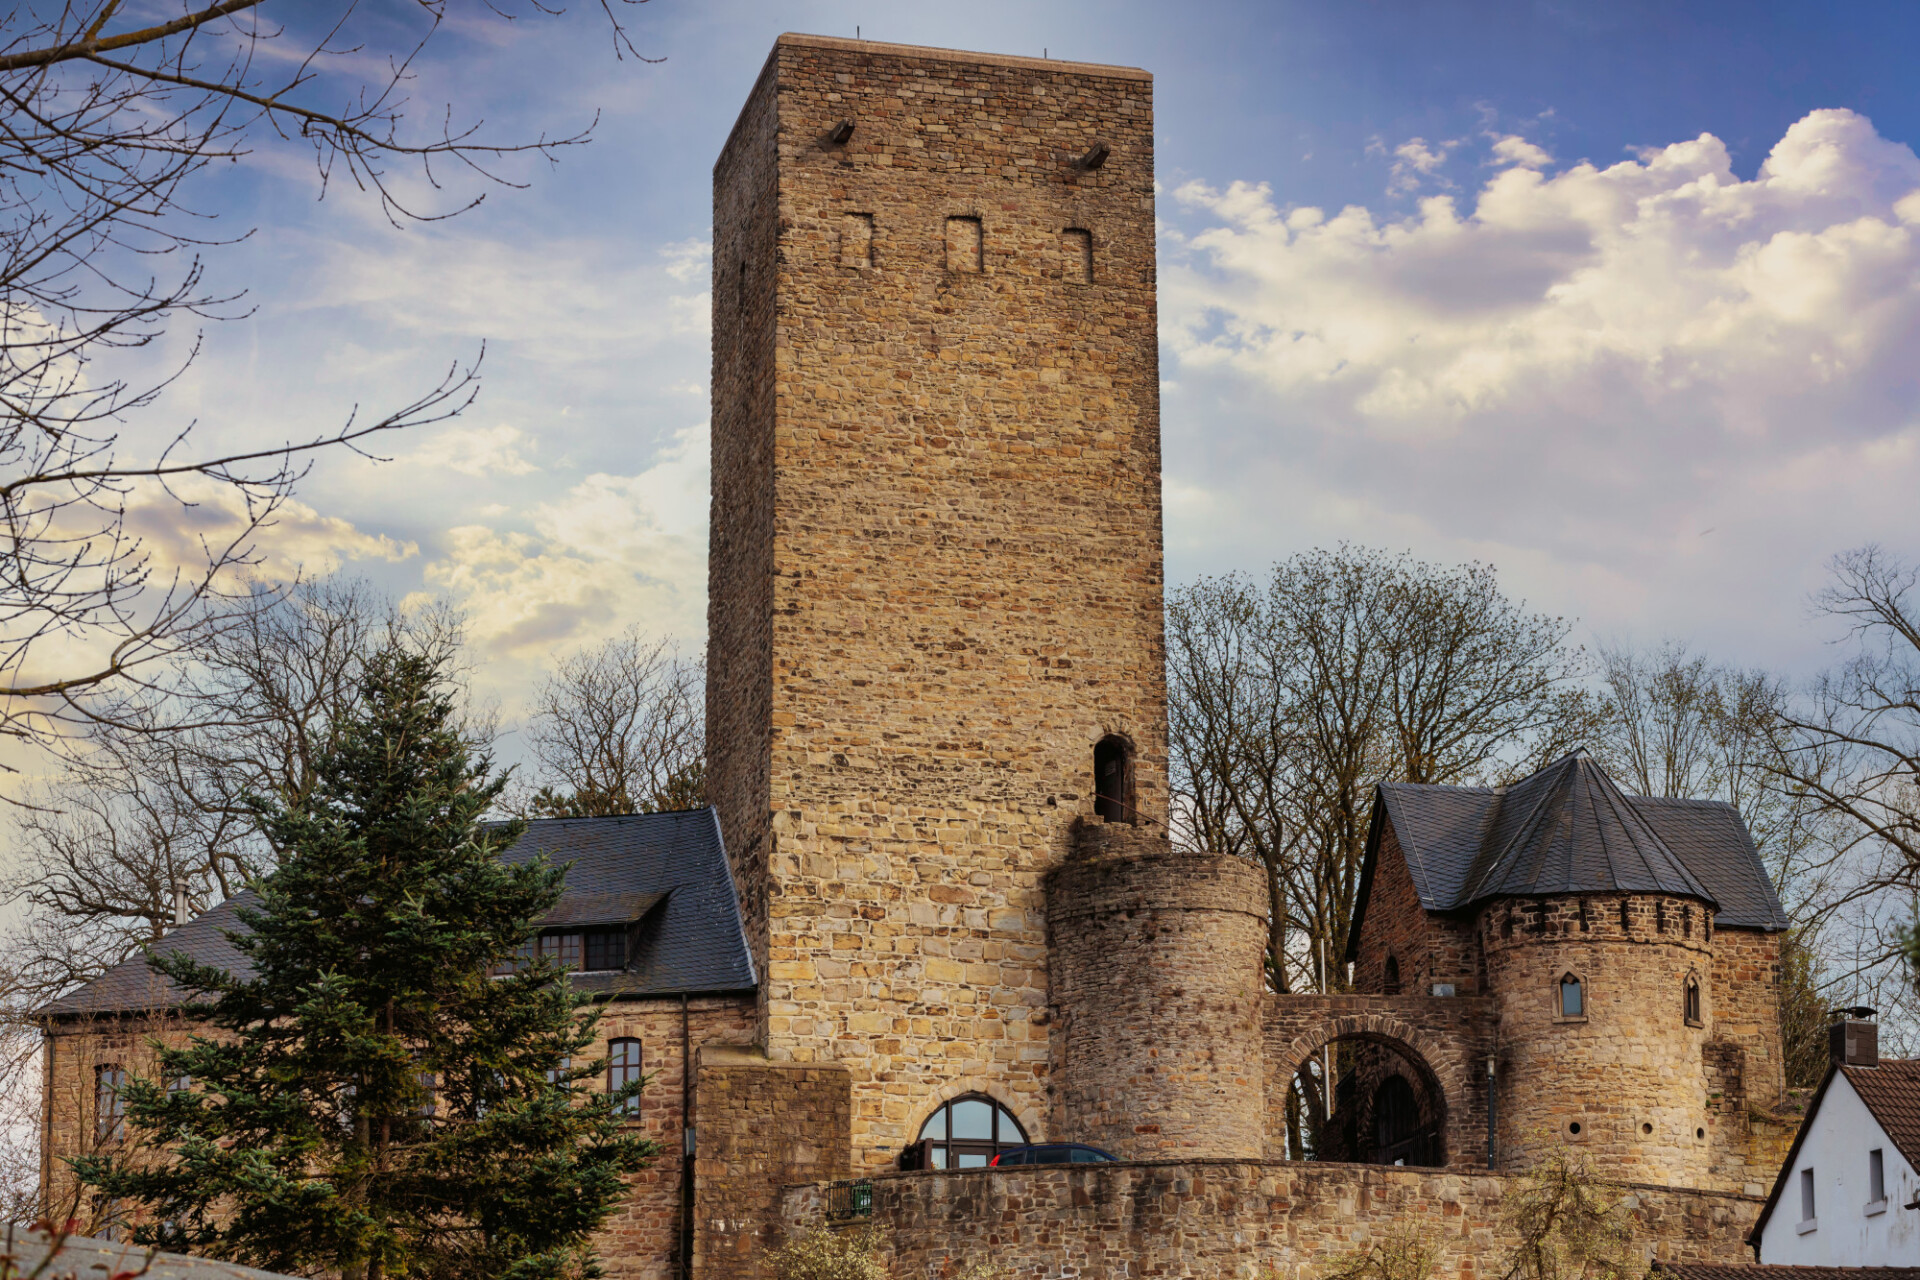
[1456,750,1714,905]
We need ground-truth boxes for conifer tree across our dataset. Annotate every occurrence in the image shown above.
[74,648,651,1280]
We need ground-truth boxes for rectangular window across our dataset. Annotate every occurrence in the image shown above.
[1559,977,1583,1018]
[1800,1167,1816,1225]
[841,213,874,267]
[1869,1148,1885,1204]
[945,216,982,273]
[95,1066,126,1144]
[608,1039,642,1117]
[543,933,582,971]
[491,937,537,977]
[583,927,627,973]
[547,1055,572,1089]
[1062,228,1092,284]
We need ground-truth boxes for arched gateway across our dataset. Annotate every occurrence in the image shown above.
[1265,995,1495,1170]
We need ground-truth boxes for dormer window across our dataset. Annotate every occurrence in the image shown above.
[492,925,630,976]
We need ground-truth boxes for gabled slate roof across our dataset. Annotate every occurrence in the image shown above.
[1351,751,1787,958]
[39,807,755,1018]
[3,1226,303,1280]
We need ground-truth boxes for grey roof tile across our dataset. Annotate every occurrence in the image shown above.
[40,807,754,1018]
[1370,752,1787,932]
[1,1227,304,1280]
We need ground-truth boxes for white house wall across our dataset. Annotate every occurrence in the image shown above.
[1759,1071,1918,1264]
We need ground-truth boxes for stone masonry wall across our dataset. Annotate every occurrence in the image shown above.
[41,995,758,1280]
[1045,821,1267,1158]
[1708,927,1785,1109]
[1353,822,1484,997]
[707,34,1168,1172]
[780,1162,1764,1278]
[693,1046,852,1280]
[1481,895,1714,1187]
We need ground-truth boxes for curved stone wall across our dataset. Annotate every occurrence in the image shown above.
[1482,893,1715,1185]
[1045,821,1267,1158]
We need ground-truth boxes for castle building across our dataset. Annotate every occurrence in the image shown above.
[39,33,1800,1280]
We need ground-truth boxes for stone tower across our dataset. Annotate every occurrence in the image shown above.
[1471,754,1718,1185]
[708,35,1179,1168]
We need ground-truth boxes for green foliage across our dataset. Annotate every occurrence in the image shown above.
[1498,1147,1642,1280]
[73,647,652,1280]
[1321,1223,1444,1280]
[765,1227,888,1280]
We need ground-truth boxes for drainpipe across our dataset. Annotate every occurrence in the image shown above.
[679,994,693,1280]
[1485,1055,1497,1169]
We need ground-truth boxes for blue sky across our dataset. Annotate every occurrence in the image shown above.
[139,0,1920,717]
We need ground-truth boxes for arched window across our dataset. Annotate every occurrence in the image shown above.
[1558,973,1585,1020]
[1093,736,1132,822]
[607,1038,642,1117]
[1383,956,1402,996]
[915,1093,1027,1168]
[1683,974,1703,1026]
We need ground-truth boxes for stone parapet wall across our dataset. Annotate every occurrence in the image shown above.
[1045,827,1267,1158]
[779,1161,1764,1278]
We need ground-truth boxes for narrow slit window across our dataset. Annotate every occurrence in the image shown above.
[1869,1148,1885,1203]
[1093,736,1132,822]
[95,1065,126,1144]
[1683,975,1702,1026]
[945,216,983,273]
[1062,228,1092,284]
[1800,1167,1816,1224]
[842,213,874,267]
[1383,956,1401,996]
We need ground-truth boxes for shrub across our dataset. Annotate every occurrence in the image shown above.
[766,1227,887,1280]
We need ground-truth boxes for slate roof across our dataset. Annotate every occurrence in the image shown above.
[39,807,755,1018]
[2,1227,303,1280]
[1351,750,1788,959]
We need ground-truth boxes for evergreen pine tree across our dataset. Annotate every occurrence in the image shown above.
[74,648,651,1280]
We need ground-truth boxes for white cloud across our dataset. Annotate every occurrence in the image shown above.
[1161,108,1920,668]
[410,423,540,477]
[420,420,709,657]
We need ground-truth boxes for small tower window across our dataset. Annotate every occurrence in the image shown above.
[1062,228,1092,284]
[1656,900,1668,933]
[1383,956,1402,995]
[95,1065,127,1144]
[945,216,983,273]
[1684,974,1702,1026]
[1620,899,1631,933]
[1093,735,1132,823]
[1578,899,1591,932]
[1558,973,1585,1020]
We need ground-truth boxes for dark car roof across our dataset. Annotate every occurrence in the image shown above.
[1351,751,1788,958]
[39,808,755,1017]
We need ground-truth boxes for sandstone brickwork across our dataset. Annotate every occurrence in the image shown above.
[1481,894,1715,1186]
[1045,820,1268,1158]
[692,1045,852,1280]
[707,33,1168,1170]
[780,1161,1766,1279]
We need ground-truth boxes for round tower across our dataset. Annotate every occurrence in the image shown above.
[1485,891,1716,1185]
[1045,820,1268,1159]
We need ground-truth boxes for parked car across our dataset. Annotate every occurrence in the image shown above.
[989,1143,1120,1166]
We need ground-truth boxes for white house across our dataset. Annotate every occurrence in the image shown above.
[1752,1056,1920,1264]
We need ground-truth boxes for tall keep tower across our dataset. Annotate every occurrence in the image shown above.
[708,35,1172,1165]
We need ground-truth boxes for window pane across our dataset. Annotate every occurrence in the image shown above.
[608,1039,641,1116]
[918,1108,946,1142]
[930,1146,947,1169]
[545,933,582,970]
[955,1150,989,1168]
[584,928,625,972]
[1561,980,1582,1017]
[950,1098,993,1140]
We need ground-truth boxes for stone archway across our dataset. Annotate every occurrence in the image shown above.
[1264,996,1494,1171]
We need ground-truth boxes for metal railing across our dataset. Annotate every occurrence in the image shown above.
[824,1178,874,1224]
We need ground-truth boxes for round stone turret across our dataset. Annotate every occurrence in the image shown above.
[1044,820,1267,1159]
[1485,892,1715,1185]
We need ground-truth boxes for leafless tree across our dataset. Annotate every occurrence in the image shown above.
[0,0,649,777]
[1763,546,1920,1021]
[521,627,704,818]
[1170,547,1593,1005]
